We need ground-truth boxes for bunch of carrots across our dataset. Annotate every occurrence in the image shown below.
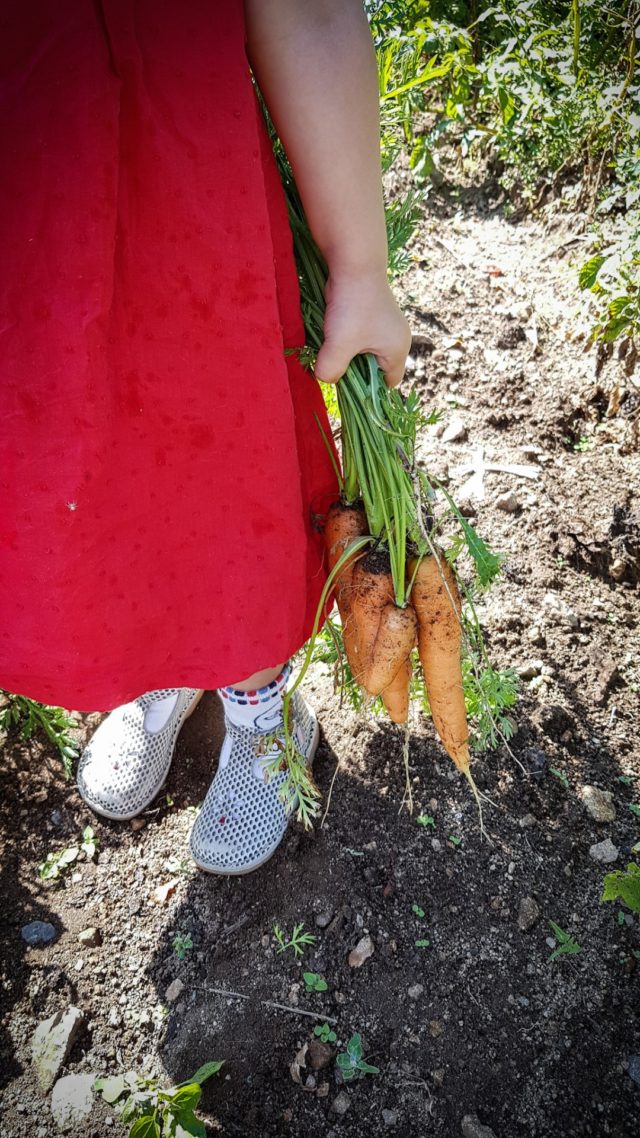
[267,142,504,829]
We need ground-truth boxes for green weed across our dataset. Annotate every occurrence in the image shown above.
[95,1061,223,1138]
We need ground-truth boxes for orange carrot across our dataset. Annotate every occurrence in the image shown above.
[365,602,417,697]
[350,552,394,684]
[410,553,470,773]
[324,501,368,675]
[381,655,412,724]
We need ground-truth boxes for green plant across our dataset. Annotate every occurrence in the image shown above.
[314,1023,337,1044]
[550,766,570,790]
[336,1033,380,1081]
[415,938,431,948]
[448,834,462,846]
[548,920,582,961]
[37,826,99,881]
[95,1061,223,1138]
[273,921,316,958]
[0,694,79,778]
[629,804,640,819]
[602,862,640,914]
[303,971,328,993]
[573,435,592,453]
[173,933,194,961]
[416,813,435,828]
[412,903,426,918]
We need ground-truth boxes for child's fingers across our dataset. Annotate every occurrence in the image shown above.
[314,336,354,384]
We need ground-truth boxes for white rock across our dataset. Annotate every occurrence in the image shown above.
[51,1074,94,1131]
[32,1007,85,1092]
[442,416,467,444]
[517,660,543,680]
[165,977,185,1003]
[332,1090,351,1115]
[581,785,616,823]
[543,593,579,628]
[408,984,424,1000]
[589,838,619,864]
[348,934,375,969]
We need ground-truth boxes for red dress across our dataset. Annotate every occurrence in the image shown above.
[0,0,337,711]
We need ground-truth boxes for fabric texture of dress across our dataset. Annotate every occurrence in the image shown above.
[0,0,338,711]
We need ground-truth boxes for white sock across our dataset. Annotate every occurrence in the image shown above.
[143,691,180,733]
[218,665,290,732]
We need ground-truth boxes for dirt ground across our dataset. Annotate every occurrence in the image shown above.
[1,176,639,1138]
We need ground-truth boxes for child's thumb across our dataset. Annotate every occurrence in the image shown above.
[314,338,353,385]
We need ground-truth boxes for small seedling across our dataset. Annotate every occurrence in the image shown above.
[448,834,462,847]
[550,767,570,790]
[411,903,426,919]
[80,826,98,860]
[617,909,626,926]
[314,1023,337,1044]
[95,1061,223,1138]
[573,435,592,453]
[415,938,431,948]
[172,933,193,961]
[417,814,435,829]
[618,775,633,786]
[303,971,327,993]
[602,863,640,914]
[273,921,316,958]
[336,1033,379,1081]
[547,920,582,961]
[628,803,640,819]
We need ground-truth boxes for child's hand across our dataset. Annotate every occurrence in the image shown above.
[314,270,412,388]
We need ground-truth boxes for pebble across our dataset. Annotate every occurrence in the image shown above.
[433,1069,446,1087]
[518,814,537,829]
[382,1108,398,1126]
[78,927,101,947]
[331,1091,351,1116]
[50,809,63,828]
[628,1056,640,1088]
[408,984,424,1000]
[165,978,185,1003]
[581,785,616,823]
[51,1074,94,1129]
[543,592,579,629]
[108,1007,122,1028]
[348,934,375,969]
[21,921,56,947]
[589,838,619,864]
[431,838,442,852]
[308,1039,333,1071]
[517,660,543,680]
[495,490,519,513]
[315,912,333,929]
[527,624,545,645]
[128,898,142,916]
[442,416,467,444]
[461,1115,498,1138]
[32,1007,84,1092]
[518,897,540,932]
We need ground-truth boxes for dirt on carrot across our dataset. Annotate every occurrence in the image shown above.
[365,602,417,697]
[350,550,395,685]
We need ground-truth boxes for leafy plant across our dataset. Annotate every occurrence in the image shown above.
[448,834,462,847]
[303,971,328,993]
[412,903,426,918]
[37,826,99,881]
[416,813,435,828]
[273,921,316,958]
[95,1061,223,1138]
[173,933,194,961]
[548,920,582,961]
[336,1033,380,1081]
[0,694,79,778]
[629,804,640,819]
[415,938,431,948]
[550,766,570,790]
[601,862,640,914]
[314,1023,337,1044]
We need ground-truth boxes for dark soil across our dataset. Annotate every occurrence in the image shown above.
[1,187,639,1138]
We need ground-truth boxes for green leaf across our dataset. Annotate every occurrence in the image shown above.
[346,1033,363,1059]
[458,518,503,587]
[356,1059,380,1075]
[336,1053,354,1070]
[601,863,640,913]
[628,804,640,818]
[129,1117,161,1138]
[169,1085,201,1112]
[97,1074,127,1104]
[171,1108,206,1138]
[579,255,605,290]
[181,1061,224,1087]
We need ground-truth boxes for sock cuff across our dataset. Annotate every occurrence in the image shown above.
[219,662,290,707]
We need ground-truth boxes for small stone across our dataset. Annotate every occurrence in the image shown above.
[21,921,56,947]
[408,983,424,1000]
[589,838,619,864]
[433,1068,446,1087]
[348,934,375,969]
[331,1091,351,1116]
[545,936,557,949]
[495,490,519,513]
[517,660,544,680]
[165,978,185,1003]
[525,747,547,781]
[308,1039,333,1071]
[518,897,540,932]
[431,838,442,852]
[316,1082,330,1099]
[77,927,101,947]
[518,814,537,829]
[108,1006,122,1028]
[461,1114,498,1138]
[315,912,333,929]
[129,818,146,832]
[609,558,626,582]
[50,809,63,828]
[442,416,467,444]
[32,1007,84,1092]
[628,1056,640,1088]
[581,785,616,823]
[128,897,142,915]
[51,1073,94,1130]
[382,1109,398,1126]
[543,592,579,629]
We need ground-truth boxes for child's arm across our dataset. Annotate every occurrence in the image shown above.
[244,0,411,387]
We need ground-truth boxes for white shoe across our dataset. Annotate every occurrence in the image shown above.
[189,690,319,875]
[77,688,203,820]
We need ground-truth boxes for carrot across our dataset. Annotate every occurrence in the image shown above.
[410,553,470,774]
[381,655,412,724]
[350,551,394,684]
[324,501,368,676]
[365,602,417,697]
